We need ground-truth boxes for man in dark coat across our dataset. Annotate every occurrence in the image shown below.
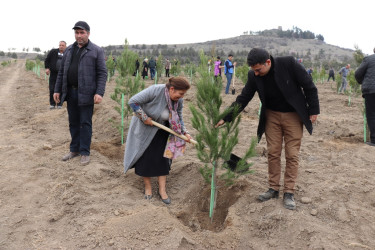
[216,48,320,210]
[45,41,66,109]
[54,21,107,166]
[148,57,156,80]
[355,48,375,146]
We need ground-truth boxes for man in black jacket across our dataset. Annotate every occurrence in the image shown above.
[355,48,375,146]
[45,41,66,109]
[54,21,107,166]
[216,48,320,210]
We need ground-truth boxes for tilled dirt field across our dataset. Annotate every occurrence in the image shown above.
[0,60,374,249]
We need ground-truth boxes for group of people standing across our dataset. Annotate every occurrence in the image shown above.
[212,54,237,94]
[43,20,374,210]
[137,57,172,80]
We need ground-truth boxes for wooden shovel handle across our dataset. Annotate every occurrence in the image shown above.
[151,120,198,145]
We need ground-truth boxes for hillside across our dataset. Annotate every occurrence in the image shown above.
[108,32,357,68]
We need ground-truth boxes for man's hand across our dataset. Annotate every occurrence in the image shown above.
[215,119,225,128]
[45,69,50,76]
[310,115,318,123]
[53,93,60,104]
[94,94,103,104]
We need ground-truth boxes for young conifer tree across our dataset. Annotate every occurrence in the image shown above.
[190,50,257,187]
[110,74,145,140]
[110,39,144,140]
[116,39,138,77]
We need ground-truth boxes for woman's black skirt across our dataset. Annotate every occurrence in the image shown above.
[134,127,171,177]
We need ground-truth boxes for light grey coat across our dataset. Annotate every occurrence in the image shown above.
[123,84,185,173]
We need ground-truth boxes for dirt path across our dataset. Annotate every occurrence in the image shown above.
[0,61,375,249]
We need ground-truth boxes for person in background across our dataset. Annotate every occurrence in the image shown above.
[142,58,148,79]
[45,41,67,109]
[53,21,107,166]
[338,64,350,93]
[124,77,192,204]
[148,57,156,80]
[355,48,375,146]
[307,68,313,78]
[216,48,320,210]
[214,56,224,83]
[328,67,335,82]
[134,59,140,76]
[224,54,237,94]
[165,58,171,77]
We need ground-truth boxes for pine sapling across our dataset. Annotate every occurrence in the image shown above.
[190,51,256,220]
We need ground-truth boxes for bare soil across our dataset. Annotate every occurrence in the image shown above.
[0,60,374,249]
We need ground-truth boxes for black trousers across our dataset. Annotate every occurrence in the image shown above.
[49,73,62,106]
[365,93,375,143]
[66,87,94,155]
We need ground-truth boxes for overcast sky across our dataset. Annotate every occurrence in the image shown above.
[1,0,374,55]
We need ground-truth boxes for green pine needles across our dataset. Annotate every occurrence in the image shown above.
[110,74,145,140]
[190,51,256,186]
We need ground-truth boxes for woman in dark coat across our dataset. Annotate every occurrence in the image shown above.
[142,58,148,79]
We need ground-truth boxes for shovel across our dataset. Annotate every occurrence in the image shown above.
[151,120,247,172]
[151,120,198,145]
[231,66,236,95]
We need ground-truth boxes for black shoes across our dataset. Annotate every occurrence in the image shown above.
[283,193,296,210]
[258,188,279,201]
[144,194,152,200]
[365,141,375,147]
[258,188,296,210]
[159,194,171,205]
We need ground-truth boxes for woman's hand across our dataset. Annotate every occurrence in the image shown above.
[144,117,153,126]
[184,133,191,143]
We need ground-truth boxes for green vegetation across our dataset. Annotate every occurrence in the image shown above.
[116,39,138,77]
[25,60,35,71]
[156,53,164,80]
[170,59,181,76]
[1,61,11,67]
[190,51,256,186]
[110,75,145,139]
[109,39,144,141]
[236,64,250,85]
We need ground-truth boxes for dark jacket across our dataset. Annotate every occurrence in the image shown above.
[45,48,62,74]
[148,59,156,68]
[55,40,107,106]
[225,56,320,141]
[355,54,375,96]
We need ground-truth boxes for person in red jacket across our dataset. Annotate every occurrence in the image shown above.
[216,48,320,210]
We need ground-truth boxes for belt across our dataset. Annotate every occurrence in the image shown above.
[69,85,78,89]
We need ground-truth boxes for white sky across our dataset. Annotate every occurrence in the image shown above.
[1,0,374,55]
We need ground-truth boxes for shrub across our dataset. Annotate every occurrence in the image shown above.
[25,59,35,71]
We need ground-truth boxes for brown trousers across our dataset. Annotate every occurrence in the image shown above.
[265,110,303,193]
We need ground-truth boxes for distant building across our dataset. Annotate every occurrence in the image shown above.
[278,26,282,30]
